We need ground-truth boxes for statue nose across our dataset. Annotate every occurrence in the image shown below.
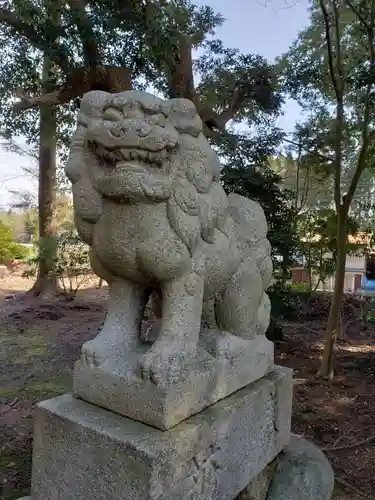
[136,123,152,137]
[110,122,128,137]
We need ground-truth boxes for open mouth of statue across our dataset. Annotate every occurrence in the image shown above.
[88,140,170,168]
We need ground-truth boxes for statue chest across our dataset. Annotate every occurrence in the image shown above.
[91,202,186,282]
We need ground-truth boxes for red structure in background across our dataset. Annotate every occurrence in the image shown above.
[292,268,309,284]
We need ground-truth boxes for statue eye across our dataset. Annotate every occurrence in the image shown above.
[147,113,166,128]
[103,107,123,122]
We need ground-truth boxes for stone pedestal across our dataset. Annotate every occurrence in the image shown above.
[24,367,292,500]
[73,334,275,430]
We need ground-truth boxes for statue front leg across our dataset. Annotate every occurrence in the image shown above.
[139,257,205,387]
[81,279,148,367]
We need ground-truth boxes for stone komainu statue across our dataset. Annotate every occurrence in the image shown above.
[66,90,272,386]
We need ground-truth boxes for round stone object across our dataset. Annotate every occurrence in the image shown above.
[266,434,334,500]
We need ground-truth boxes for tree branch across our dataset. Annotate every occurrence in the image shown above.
[283,138,334,163]
[319,0,344,101]
[319,0,344,211]
[214,85,247,127]
[13,65,133,113]
[66,0,101,68]
[0,7,71,73]
[166,35,272,135]
[345,0,369,28]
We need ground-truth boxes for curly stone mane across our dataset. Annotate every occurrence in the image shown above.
[165,133,229,256]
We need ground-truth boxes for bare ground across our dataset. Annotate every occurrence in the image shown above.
[0,276,374,499]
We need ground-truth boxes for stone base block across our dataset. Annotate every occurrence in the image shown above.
[27,366,291,500]
[73,334,274,430]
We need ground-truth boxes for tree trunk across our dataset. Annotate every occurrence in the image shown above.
[319,207,347,379]
[30,54,58,296]
[30,1,61,298]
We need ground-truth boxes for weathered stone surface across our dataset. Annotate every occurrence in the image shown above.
[266,435,334,500]
[236,459,278,500]
[74,334,274,429]
[27,367,292,500]
[66,90,273,426]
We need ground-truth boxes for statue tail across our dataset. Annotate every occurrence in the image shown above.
[227,193,273,290]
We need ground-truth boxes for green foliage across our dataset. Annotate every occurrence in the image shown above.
[0,1,220,152]
[54,231,93,298]
[0,221,29,264]
[220,132,299,284]
[278,0,375,208]
[195,39,282,127]
[0,1,289,297]
[267,282,303,319]
[276,126,335,211]
[24,231,93,298]
[0,0,279,153]
[24,214,38,242]
[298,208,337,288]
[290,282,311,294]
[296,207,363,291]
[278,1,374,106]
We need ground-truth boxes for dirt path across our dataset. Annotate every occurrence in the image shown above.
[277,321,375,500]
[0,279,374,499]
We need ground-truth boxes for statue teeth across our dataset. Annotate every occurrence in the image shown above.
[95,145,166,166]
[121,149,131,160]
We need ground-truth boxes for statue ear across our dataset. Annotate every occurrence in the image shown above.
[80,91,111,118]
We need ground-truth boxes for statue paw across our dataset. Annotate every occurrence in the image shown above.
[81,335,123,368]
[81,339,103,367]
[139,338,196,387]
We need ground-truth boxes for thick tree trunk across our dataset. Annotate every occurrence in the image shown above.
[29,0,62,297]
[319,208,347,379]
[30,56,58,297]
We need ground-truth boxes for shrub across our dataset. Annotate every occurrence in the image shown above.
[268,282,304,319]
[289,282,311,294]
[24,231,94,298]
[0,221,29,264]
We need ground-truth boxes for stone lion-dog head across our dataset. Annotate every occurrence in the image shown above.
[66,90,227,254]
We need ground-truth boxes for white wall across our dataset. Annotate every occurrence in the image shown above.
[345,254,365,271]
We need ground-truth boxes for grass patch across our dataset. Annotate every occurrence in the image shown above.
[2,326,51,367]
[0,387,20,398]
[0,372,72,403]
[23,370,73,400]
